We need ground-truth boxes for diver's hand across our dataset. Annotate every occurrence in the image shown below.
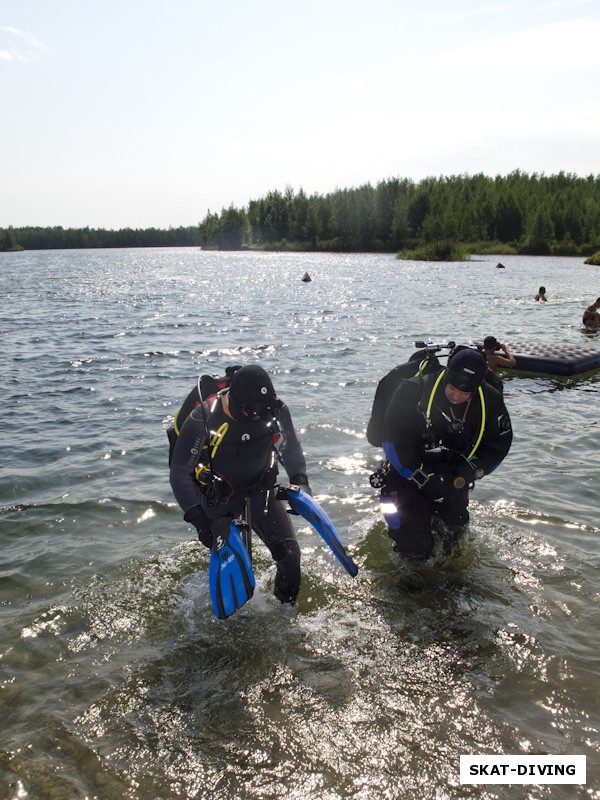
[289,473,312,497]
[449,455,484,488]
[183,505,212,548]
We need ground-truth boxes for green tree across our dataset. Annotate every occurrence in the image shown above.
[1,227,17,250]
[407,192,430,235]
[524,204,554,254]
[495,193,523,242]
[217,205,247,250]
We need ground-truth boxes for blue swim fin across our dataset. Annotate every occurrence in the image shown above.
[283,485,358,577]
[208,517,256,619]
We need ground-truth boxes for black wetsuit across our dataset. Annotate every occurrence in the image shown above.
[381,369,512,558]
[170,393,308,602]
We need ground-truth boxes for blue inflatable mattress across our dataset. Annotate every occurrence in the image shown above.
[505,342,600,376]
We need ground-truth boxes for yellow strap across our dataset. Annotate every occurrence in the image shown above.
[173,408,182,436]
[425,371,486,460]
[195,463,211,483]
[468,385,485,459]
[416,357,429,376]
[425,370,446,424]
[194,422,230,482]
[209,422,229,458]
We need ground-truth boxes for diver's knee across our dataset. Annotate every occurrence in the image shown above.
[388,526,434,560]
[270,537,300,567]
[272,538,301,604]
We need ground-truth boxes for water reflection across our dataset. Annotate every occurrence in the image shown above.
[2,250,600,799]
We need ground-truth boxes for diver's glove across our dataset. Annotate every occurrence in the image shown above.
[289,473,313,497]
[449,455,484,489]
[183,505,212,548]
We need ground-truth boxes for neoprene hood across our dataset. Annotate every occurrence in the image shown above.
[228,365,276,419]
[445,348,487,393]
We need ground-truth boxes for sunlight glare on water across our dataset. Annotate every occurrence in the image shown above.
[1,248,599,799]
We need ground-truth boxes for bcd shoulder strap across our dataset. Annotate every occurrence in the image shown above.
[167,365,242,466]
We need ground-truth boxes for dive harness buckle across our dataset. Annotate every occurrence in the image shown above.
[409,468,429,489]
[369,462,430,490]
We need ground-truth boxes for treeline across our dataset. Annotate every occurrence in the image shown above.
[3,171,600,256]
[0,224,200,252]
[207,171,600,255]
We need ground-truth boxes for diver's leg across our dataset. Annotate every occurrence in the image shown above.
[250,492,301,603]
[381,480,434,559]
[438,486,470,528]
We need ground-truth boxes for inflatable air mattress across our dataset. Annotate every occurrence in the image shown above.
[504,342,600,376]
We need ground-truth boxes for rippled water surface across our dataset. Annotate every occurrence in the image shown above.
[1,249,599,800]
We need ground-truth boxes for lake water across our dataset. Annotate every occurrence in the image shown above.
[1,248,599,800]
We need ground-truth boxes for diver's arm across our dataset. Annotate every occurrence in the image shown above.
[469,395,513,477]
[169,407,208,512]
[381,380,427,479]
[277,403,309,485]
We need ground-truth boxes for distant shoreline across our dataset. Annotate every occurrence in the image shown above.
[3,170,600,258]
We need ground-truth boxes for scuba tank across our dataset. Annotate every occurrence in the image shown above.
[366,341,455,447]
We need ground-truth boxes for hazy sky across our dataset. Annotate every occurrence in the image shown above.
[2,0,599,229]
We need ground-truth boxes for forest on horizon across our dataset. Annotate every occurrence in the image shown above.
[2,170,600,258]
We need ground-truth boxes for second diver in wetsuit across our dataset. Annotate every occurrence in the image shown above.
[169,365,311,604]
[375,348,513,559]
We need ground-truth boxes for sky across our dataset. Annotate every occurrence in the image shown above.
[1,0,600,230]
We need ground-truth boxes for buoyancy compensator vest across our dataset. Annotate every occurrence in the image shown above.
[366,351,442,447]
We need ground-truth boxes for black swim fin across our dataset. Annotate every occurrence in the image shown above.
[208,517,256,619]
[282,485,358,577]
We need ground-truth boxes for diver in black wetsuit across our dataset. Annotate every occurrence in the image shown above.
[169,365,311,604]
[376,348,513,559]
